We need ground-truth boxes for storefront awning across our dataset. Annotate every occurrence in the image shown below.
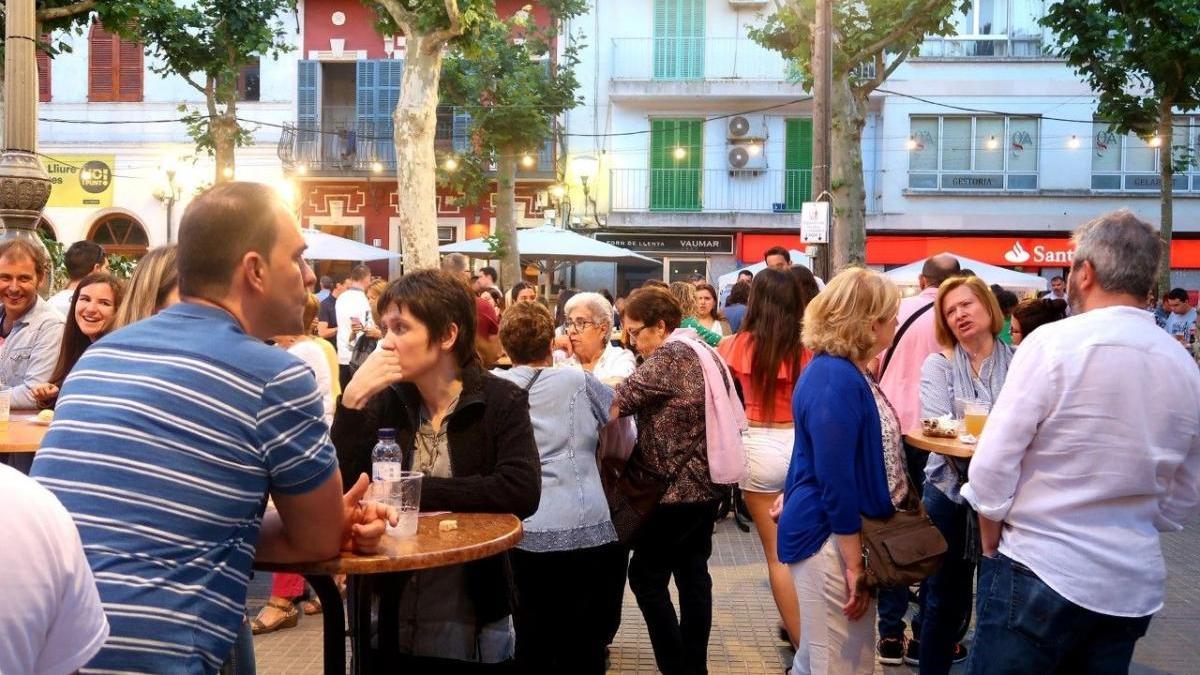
[867,234,1200,269]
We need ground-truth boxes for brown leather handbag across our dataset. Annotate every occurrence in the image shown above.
[860,480,948,590]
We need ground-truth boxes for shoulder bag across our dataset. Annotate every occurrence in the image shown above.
[878,302,934,380]
[860,474,947,590]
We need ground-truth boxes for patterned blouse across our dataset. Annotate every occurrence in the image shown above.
[864,371,909,508]
[613,340,726,505]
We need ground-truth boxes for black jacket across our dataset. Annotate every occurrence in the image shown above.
[331,363,541,624]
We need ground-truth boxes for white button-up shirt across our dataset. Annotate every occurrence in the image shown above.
[962,305,1200,617]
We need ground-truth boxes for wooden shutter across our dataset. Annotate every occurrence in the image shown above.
[354,60,377,169]
[785,118,814,210]
[36,39,51,103]
[376,59,404,165]
[650,119,702,211]
[297,60,320,161]
[88,24,116,102]
[653,0,704,80]
[117,38,143,101]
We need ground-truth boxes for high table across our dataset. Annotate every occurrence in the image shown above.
[0,414,50,453]
[255,512,523,675]
[904,429,975,459]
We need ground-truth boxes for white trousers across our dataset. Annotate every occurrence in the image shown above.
[790,536,876,675]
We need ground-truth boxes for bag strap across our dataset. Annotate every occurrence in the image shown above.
[522,368,543,391]
[878,302,935,380]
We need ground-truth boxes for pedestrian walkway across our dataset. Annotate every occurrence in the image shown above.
[248,517,1200,674]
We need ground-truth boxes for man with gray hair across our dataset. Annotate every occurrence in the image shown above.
[962,210,1200,674]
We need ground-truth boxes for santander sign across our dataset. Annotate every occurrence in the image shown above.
[1004,240,1074,265]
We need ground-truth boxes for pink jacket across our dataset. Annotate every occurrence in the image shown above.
[665,328,749,485]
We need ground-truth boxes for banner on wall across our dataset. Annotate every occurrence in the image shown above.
[39,155,115,208]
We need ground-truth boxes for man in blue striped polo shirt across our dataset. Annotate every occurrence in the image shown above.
[32,182,391,673]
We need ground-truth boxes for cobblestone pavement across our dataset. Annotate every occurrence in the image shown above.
[248,517,1199,674]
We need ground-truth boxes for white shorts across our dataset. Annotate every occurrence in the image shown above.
[739,426,794,493]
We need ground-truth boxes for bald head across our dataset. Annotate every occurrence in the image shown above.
[919,254,961,289]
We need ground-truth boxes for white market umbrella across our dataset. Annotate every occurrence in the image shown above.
[884,252,1048,293]
[302,229,401,262]
[440,224,661,297]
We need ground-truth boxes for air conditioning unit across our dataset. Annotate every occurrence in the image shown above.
[727,114,768,140]
[728,142,767,173]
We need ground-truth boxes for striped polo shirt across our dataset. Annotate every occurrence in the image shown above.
[32,303,337,673]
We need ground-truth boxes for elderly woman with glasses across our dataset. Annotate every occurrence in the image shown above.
[554,292,636,384]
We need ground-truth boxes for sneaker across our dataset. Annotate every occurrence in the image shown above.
[952,642,968,664]
[876,637,905,666]
[903,637,920,666]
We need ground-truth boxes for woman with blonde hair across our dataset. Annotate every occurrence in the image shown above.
[916,275,1013,674]
[112,245,179,329]
[668,281,722,347]
[777,268,907,675]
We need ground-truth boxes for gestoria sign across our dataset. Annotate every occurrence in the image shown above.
[867,235,1200,269]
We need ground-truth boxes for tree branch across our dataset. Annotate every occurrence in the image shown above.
[845,0,945,68]
[377,0,415,35]
[856,51,908,95]
[426,0,465,51]
[180,72,206,95]
[35,0,97,22]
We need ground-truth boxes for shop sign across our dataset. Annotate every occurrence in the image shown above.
[868,235,1200,269]
[800,202,830,244]
[595,233,734,255]
[40,155,115,208]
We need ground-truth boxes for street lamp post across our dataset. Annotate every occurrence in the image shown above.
[0,0,53,262]
[571,154,599,228]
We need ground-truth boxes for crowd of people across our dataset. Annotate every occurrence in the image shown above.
[0,181,1197,675]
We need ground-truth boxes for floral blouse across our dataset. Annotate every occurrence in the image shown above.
[864,371,909,508]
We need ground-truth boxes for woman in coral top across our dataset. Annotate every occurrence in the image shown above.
[718,267,814,650]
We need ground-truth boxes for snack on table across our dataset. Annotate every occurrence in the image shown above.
[438,519,458,532]
[920,415,958,438]
[36,409,54,423]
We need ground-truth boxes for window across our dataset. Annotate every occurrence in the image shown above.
[37,37,51,103]
[88,214,149,257]
[650,118,703,211]
[1091,119,1197,192]
[236,59,260,102]
[919,0,1044,57]
[88,23,143,102]
[908,115,1039,190]
[653,0,705,80]
[784,118,813,211]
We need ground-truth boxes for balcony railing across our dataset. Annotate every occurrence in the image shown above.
[611,37,791,81]
[917,35,1044,58]
[278,107,397,174]
[610,168,813,213]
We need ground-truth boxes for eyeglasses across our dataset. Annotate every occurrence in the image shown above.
[563,319,599,333]
[624,324,647,341]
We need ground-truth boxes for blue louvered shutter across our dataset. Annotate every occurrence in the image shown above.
[376,59,404,166]
[297,61,319,163]
[452,107,472,153]
[353,60,379,169]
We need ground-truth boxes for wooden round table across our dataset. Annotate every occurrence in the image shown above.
[0,416,50,453]
[255,512,523,675]
[904,429,975,458]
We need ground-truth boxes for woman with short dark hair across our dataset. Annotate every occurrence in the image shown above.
[613,286,741,675]
[1010,297,1068,345]
[333,269,540,668]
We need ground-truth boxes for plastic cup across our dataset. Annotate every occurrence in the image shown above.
[366,472,422,538]
[962,401,991,437]
[0,388,11,428]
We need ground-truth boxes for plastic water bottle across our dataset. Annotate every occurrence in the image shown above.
[371,428,403,481]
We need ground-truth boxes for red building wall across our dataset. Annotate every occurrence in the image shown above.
[303,0,391,59]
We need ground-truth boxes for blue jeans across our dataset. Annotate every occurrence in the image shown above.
[918,486,974,675]
[877,584,919,641]
[966,554,1153,675]
[219,615,256,675]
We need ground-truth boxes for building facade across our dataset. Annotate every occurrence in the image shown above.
[565,0,1200,293]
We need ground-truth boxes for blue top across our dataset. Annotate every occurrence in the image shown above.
[778,354,896,564]
[32,303,337,674]
[723,303,747,333]
[492,365,617,552]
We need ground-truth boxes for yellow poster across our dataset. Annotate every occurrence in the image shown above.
[40,155,115,208]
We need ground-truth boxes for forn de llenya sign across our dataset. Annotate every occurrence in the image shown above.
[594,233,734,255]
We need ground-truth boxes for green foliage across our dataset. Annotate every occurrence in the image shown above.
[0,1,144,65]
[437,152,491,207]
[749,0,967,92]
[39,231,66,292]
[437,2,586,197]
[105,254,136,280]
[365,0,494,48]
[1042,0,1200,142]
[115,0,296,167]
[483,230,508,259]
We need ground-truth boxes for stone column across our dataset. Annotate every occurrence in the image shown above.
[0,0,53,247]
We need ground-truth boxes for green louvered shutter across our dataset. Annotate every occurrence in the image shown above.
[653,0,704,80]
[651,119,702,211]
[785,118,813,211]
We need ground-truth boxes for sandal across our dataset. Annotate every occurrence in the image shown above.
[301,596,322,615]
[251,599,299,635]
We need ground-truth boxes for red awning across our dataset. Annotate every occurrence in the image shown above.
[737,233,804,265]
[867,234,1200,269]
